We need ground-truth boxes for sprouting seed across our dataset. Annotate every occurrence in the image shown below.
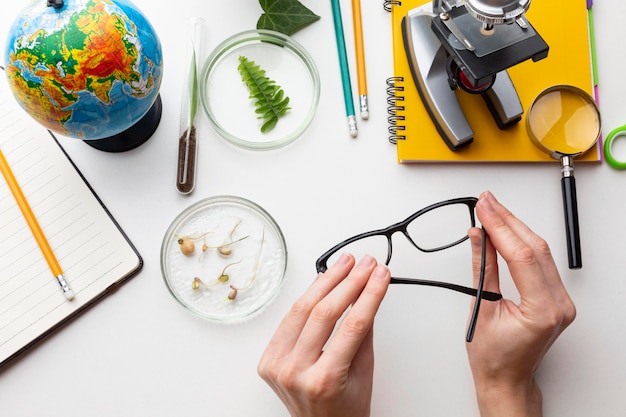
[201,235,249,255]
[219,221,242,257]
[191,259,244,291]
[218,246,233,256]
[178,238,195,256]
[197,221,248,257]
[216,258,244,284]
[191,276,205,291]
[228,226,265,301]
[176,232,211,256]
[218,236,248,256]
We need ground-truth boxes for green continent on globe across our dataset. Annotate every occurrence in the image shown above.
[5,0,162,139]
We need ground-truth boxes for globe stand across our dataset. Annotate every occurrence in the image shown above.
[83,94,163,152]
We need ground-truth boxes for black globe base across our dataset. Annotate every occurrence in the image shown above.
[84,94,163,152]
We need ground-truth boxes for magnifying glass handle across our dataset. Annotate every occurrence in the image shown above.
[561,174,582,269]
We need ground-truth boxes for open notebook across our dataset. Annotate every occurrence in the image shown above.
[0,71,142,368]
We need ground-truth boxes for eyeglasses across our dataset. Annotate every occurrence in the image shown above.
[315,197,502,342]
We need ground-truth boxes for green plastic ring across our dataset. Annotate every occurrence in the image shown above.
[604,124,626,170]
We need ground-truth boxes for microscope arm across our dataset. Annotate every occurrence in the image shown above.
[403,10,474,150]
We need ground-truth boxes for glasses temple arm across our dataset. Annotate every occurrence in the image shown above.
[389,277,502,302]
[464,227,487,342]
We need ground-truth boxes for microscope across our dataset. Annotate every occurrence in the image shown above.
[402,0,549,150]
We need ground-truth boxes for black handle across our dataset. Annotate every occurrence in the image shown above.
[561,176,582,269]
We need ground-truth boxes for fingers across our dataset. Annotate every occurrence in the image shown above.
[258,257,387,417]
[259,253,356,372]
[291,257,385,365]
[259,254,390,384]
[476,192,575,325]
[476,192,553,302]
[482,192,574,313]
[319,264,390,371]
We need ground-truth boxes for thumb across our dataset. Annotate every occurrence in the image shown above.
[468,227,501,296]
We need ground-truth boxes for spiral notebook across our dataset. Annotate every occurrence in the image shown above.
[0,72,142,368]
[383,0,600,163]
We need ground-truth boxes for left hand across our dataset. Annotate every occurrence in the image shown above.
[257,254,391,417]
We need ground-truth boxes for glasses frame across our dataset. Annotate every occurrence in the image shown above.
[315,197,502,342]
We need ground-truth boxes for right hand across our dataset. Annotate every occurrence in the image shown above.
[466,191,576,417]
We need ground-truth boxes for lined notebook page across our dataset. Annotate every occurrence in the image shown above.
[0,75,142,366]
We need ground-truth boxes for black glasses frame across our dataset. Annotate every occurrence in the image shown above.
[315,197,502,342]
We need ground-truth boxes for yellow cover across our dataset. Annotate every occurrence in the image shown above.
[389,0,600,163]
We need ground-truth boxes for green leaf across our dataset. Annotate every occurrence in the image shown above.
[261,118,278,133]
[187,49,198,127]
[257,0,320,36]
[237,56,292,133]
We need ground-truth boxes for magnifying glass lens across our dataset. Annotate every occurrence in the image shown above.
[527,87,600,155]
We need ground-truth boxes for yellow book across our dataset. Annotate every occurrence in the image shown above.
[385,0,600,163]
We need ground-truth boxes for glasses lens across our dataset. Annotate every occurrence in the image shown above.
[323,234,390,268]
[406,203,473,251]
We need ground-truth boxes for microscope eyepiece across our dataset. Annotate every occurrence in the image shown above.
[464,0,530,26]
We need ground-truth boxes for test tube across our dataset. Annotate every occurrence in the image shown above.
[176,17,205,194]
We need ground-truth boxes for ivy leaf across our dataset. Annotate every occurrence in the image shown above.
[237,56,291,133]
[257,0,320,36]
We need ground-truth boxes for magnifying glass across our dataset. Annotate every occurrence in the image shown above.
[526,85,601,270]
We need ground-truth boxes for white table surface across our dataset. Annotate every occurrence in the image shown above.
[2,1,626,416]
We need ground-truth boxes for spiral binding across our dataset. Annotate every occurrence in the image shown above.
[386,77,406,144]
[383,0,402,12]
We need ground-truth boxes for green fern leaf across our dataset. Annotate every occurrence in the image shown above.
[238,56,291,133]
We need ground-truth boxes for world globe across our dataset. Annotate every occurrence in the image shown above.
[4,0,163,151]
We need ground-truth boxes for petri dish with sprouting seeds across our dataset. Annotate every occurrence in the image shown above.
[160,195,287,322]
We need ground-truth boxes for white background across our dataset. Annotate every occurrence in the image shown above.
[1,0,626,416]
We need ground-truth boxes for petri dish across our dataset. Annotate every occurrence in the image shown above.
[160,196,287,322]
[200,29,320,150]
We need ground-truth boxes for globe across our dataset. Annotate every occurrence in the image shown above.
[4,0,163,151]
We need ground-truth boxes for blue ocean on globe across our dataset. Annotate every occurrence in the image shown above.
[4,0,163,140]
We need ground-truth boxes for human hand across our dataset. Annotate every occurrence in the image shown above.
[257,254,390,417]
[466,191,576,417]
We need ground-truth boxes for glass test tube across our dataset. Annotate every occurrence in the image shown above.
[176,17,205,194]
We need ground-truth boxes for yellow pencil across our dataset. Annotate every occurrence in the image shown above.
[0,149,74,300]
[352,0,369,120]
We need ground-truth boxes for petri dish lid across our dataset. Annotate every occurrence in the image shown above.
[200,29,320,150]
